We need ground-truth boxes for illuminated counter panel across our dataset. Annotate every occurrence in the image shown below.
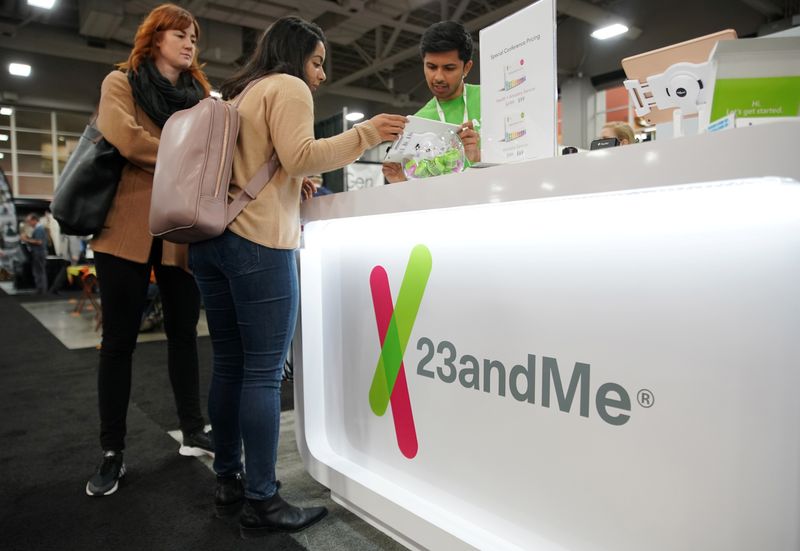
[295,123,800,551]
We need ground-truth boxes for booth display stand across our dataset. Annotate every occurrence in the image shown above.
[294,122,800,551]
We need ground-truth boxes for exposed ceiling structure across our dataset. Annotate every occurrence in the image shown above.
[0,0,797,119]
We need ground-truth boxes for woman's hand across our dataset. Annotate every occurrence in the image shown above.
[301,177,315,201]
[368,114,408,142]
[382,162,406,184]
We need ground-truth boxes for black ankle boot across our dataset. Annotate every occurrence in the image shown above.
[215,473,245,517]
[239,492,327,537]
[216,474,283,517]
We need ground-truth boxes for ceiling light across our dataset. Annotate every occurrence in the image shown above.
[209,90,222,99]
[0,107,12,116]
[0,134,9,141]
[27,0,57,8]
[591,23,628,40]
[345,111,365,122]
[9,63,32,77]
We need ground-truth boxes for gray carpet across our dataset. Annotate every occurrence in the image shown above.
[0,290,405,551]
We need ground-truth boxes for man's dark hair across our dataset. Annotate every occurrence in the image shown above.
[419,21,473,63]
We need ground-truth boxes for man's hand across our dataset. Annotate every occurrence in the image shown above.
[459,121,481,163]
[21,235,41,245]
[382,162,406,184]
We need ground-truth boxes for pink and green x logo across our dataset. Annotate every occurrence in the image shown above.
[369,245,432,459]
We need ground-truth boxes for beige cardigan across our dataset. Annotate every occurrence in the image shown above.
[92,70,190,270]
[228,73,381,249]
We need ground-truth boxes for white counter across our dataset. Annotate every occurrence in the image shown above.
[294,122,800,551]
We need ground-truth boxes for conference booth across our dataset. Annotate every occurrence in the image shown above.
[293,121,800,551]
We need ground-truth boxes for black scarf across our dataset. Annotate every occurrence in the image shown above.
[128,58,204,128]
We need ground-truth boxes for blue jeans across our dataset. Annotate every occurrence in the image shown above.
[189,230,298,500]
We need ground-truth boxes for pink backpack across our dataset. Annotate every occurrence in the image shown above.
[149,78,277,244]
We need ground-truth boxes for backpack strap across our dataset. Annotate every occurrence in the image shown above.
[232,76,268,108]
[226,154,279,225]
[225,75,280,226]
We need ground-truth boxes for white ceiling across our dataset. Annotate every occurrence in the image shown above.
[0,0,797,119]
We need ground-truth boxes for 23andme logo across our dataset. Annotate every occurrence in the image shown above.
[368,245,432,459]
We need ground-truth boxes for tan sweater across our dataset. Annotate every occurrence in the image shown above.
[228,73,381,249]
[92,70,190,270]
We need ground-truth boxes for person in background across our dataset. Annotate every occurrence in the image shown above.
[42,210,57,255]
[47,233,84,294]
[600,121,636,145]
[62,235,83,265]
[383,20,480,183]
[18,220,31,241]
[85,3,213,498]
[20,213,47,294]
[189,15,406,538]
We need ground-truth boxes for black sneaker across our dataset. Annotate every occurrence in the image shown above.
[179,428,214,457]
[86,451,126,497]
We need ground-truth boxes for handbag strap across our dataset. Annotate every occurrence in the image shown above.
[225,75,280,225]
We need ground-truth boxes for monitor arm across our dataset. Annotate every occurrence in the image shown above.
[623,61,713,136]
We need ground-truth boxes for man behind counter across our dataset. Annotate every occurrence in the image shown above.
[383,20,481,183]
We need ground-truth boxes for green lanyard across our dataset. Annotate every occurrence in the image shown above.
[434,85,469,125]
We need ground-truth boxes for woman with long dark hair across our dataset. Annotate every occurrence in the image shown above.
[189,15,406,537]
[86,3,213,497]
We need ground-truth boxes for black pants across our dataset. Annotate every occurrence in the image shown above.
[95,240,204,452]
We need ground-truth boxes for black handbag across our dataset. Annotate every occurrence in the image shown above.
[51,122,125,236]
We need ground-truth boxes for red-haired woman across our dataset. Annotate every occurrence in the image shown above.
[86,3,212,497]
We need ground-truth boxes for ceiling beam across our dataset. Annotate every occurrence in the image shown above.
[269,0,429,35]
[127,0,283,31]
[332,85,413,106]
[0,27,236,79]
[0,26,131,69]
[464,0,549,32]
[451,0,472,22]
[184,0,213,11]
[382,12,410,59]
[557,0,642,39]
[739,0,783,16]
[320,0,536,96]
[0,22,407,105]
[322,44,420,95]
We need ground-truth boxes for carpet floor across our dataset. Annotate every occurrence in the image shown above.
[0,289,404,551]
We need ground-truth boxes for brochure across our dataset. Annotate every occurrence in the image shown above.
[383,116,461,163]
